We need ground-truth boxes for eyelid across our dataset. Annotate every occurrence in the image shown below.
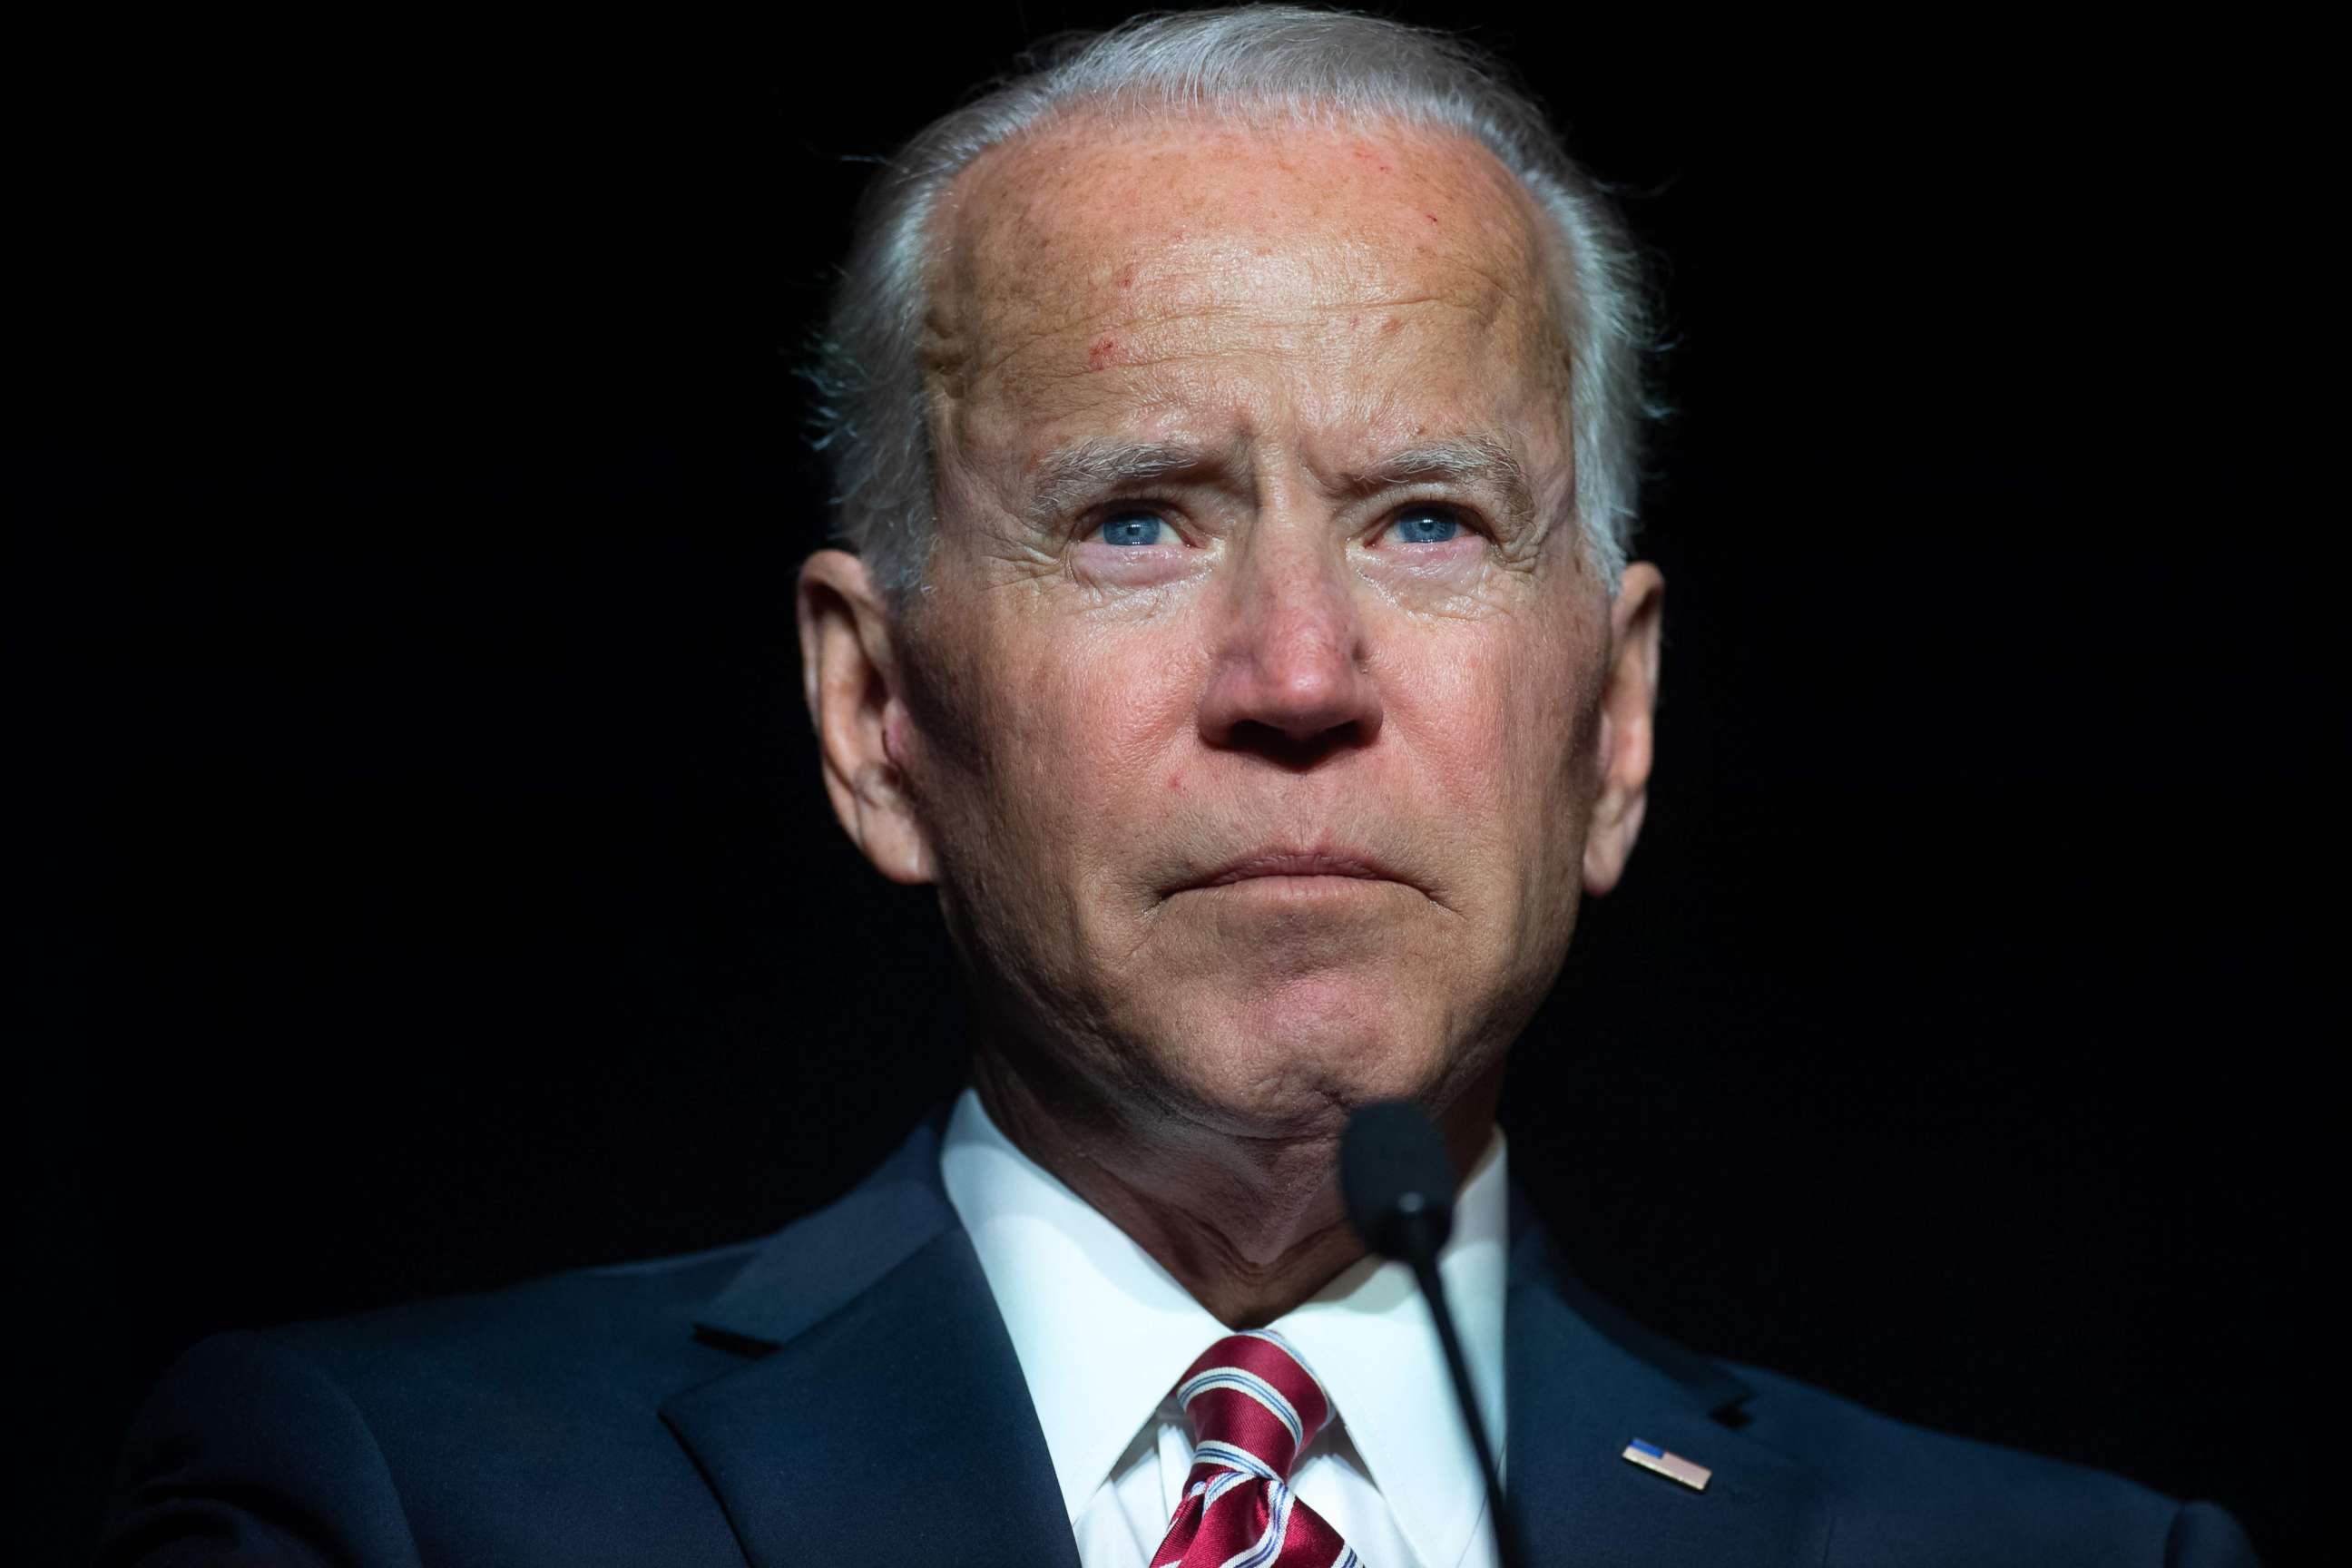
[1073,495,1487,544]
[1079,499,1185,544]
[1373,497,1486,541]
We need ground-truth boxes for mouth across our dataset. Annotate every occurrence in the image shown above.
[1175,848,1412,894]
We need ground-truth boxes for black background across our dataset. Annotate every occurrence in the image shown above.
[11,7,2337,1564]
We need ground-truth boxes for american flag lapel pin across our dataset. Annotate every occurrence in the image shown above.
[1622,1437,1712,1492]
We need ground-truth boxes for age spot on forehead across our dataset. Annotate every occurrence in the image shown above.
[929,112,1570,470]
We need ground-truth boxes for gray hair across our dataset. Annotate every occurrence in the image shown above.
[803,5,1663,598]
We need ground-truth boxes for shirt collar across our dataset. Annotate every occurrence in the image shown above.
[940,1088,1509,1568]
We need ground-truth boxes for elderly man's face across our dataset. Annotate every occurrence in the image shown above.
[803,116,1661,1137]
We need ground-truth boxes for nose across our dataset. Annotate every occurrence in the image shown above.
[1197,530,1384,762]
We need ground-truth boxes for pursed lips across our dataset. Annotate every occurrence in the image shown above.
[1156,846,1457,919]
[1186,848,1408,890]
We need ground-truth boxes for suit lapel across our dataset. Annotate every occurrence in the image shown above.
[660,1121,1079,1568]
[662,1122,1831,1568]
[1506,1200,1837,1567]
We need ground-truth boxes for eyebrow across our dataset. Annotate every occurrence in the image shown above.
[1018,433,1540,534]
[1351,436,1538,534]
[1021,440,1228,528]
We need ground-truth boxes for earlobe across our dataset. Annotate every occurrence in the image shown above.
[797,550,936,886]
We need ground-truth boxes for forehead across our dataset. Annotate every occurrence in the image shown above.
[924,112,1570,477]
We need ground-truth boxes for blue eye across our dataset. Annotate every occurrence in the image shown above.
[1096,512,1169,546]
[1390,506,1462,544]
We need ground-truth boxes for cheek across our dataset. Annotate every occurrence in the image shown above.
[935,607,1201,858]
[1388,614,1592,802]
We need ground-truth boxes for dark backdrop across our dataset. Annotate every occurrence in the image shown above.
[12,8,2336,1564]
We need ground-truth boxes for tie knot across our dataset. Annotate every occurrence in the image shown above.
[1174,1329,1334,1480]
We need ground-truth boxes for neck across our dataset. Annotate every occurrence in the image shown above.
[968,1035,1503,1328]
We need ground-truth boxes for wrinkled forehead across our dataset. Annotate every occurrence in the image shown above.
[921,111,1573,481]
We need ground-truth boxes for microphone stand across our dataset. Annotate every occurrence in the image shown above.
[1393,1197,1517,1568]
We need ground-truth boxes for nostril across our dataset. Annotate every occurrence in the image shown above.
[1223,716,1373,769]
[1198,599,1386,760]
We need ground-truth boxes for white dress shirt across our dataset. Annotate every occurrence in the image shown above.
[940,1089,1508,1568]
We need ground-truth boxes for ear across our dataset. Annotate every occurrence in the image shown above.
[796,549,934,885]
[1582,562,1665,896]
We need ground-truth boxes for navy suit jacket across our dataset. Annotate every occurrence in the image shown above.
[100,1114,2259,1566]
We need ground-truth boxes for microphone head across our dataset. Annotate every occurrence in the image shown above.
[1340,1101,1457,1261]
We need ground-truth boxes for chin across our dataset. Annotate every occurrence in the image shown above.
[1137,970,1465,1134]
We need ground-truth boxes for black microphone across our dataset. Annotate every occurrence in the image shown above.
[1340,1102,1515,1568]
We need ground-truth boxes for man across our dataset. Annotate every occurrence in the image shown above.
[100,8,2259,1565]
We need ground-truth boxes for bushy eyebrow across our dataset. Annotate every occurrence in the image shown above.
[1353,436,1538,534]
[1018,433,1538,533]
[1021,440,1226,528]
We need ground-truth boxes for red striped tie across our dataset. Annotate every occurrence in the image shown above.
[1151,1329,1362,1568]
